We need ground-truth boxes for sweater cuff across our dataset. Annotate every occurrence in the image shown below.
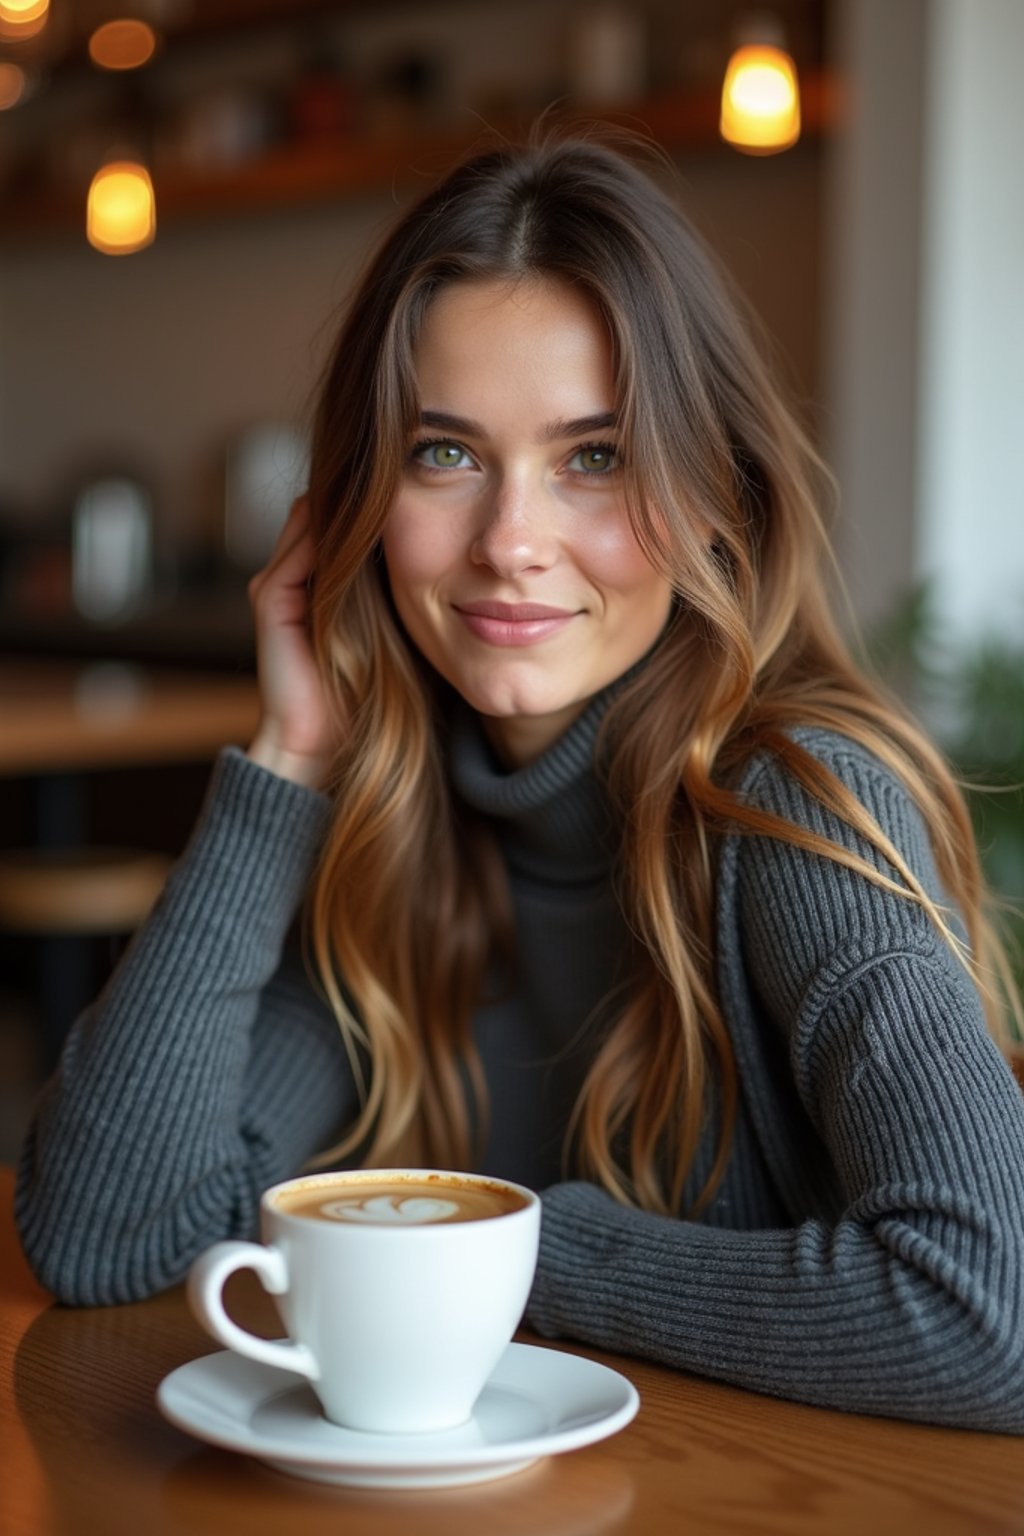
[528,1180,643,1339]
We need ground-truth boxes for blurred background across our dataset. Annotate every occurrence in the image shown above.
[0,0,1021,1155]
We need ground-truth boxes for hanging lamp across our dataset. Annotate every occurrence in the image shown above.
[0,0,49,42]
[720,13,801,155]
[86,159,157,255]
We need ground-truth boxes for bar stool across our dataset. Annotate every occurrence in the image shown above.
[0,847,170,1072]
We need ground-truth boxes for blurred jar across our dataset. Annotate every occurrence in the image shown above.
[566,1,647,105]
[164,86,275,171]
[72,476,154,621]
[224,421,309,574]
[365,50,446,139]
[287,38,357,144]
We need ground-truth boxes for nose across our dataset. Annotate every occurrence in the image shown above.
[469,473,557,578]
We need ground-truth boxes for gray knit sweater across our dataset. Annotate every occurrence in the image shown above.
[15,695,1024,1432]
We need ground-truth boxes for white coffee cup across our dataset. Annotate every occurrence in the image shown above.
[187,1168,541,1435]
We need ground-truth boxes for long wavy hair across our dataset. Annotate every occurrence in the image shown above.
[303,132,1017,1216]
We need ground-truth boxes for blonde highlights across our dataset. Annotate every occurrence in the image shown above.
[301,133,1016,1212]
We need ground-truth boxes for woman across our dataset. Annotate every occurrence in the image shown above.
[17,135,1024,1431]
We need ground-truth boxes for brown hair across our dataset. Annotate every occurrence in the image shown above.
[303,132,1016,1214]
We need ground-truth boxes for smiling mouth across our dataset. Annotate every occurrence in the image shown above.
[453,601,579,646]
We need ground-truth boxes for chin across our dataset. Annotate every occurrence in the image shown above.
[453,674,579,722]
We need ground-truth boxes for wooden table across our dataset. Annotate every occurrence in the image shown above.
[0,661,260,777]
[3,1171,1024,1535]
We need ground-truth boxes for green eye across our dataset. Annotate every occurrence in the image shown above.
[416,440,468,469]
[570,445,618,474]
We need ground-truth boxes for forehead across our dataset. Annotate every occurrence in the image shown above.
[412,277,616,417]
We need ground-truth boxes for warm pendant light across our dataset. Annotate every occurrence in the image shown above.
[0,0,49,41]
[86,160,156,255]
[0,62,27,108]
[720,26,801,155]
[89,19,159,71]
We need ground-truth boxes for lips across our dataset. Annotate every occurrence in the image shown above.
[454,600,579,646]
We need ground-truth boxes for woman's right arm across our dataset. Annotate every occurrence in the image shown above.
[15,749,357,1305]
[16,499,357,1305]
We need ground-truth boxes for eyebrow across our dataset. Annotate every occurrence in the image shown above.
[419,409,619,442]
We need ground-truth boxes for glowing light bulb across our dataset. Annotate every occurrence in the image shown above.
[89,19,158,71]
[720,44,801,155]
[0,62,27,108]
[0,0,48,20]
[86,161,156,255]
[0,0,49,40]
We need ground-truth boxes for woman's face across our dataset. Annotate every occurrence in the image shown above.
[382,277,674,767]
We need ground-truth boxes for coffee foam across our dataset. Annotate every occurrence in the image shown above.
[320,1195,460,1225]
[272,1174,529,1226]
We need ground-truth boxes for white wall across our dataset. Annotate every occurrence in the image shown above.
[916,0,1024,642]
[823,0,926,631]
[825,0,1024,643]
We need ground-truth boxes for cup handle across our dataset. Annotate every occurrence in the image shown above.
[186,1240,319,1382]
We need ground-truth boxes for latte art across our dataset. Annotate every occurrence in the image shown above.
[321,1195,460,1224]
[273,1174,531,1225]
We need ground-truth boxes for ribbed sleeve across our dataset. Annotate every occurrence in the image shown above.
[15,749,357,1305]
[528,731,1024,1431]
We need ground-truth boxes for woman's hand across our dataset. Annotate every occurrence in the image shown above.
[246,495,339,790]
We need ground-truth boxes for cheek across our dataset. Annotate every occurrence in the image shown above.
[382,501,444,596]
[382,491,469,592]
[580,519,668,602]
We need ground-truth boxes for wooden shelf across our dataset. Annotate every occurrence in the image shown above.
[9,0,400,78]
[0,72,841,243]
[0,590,255,669]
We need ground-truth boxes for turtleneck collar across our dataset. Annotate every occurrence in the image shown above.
[447,684,621,887]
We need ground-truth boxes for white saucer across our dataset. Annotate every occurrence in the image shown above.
[157,1342,639,1489]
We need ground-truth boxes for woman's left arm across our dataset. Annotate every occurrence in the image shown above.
[528,733,1024,1432]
